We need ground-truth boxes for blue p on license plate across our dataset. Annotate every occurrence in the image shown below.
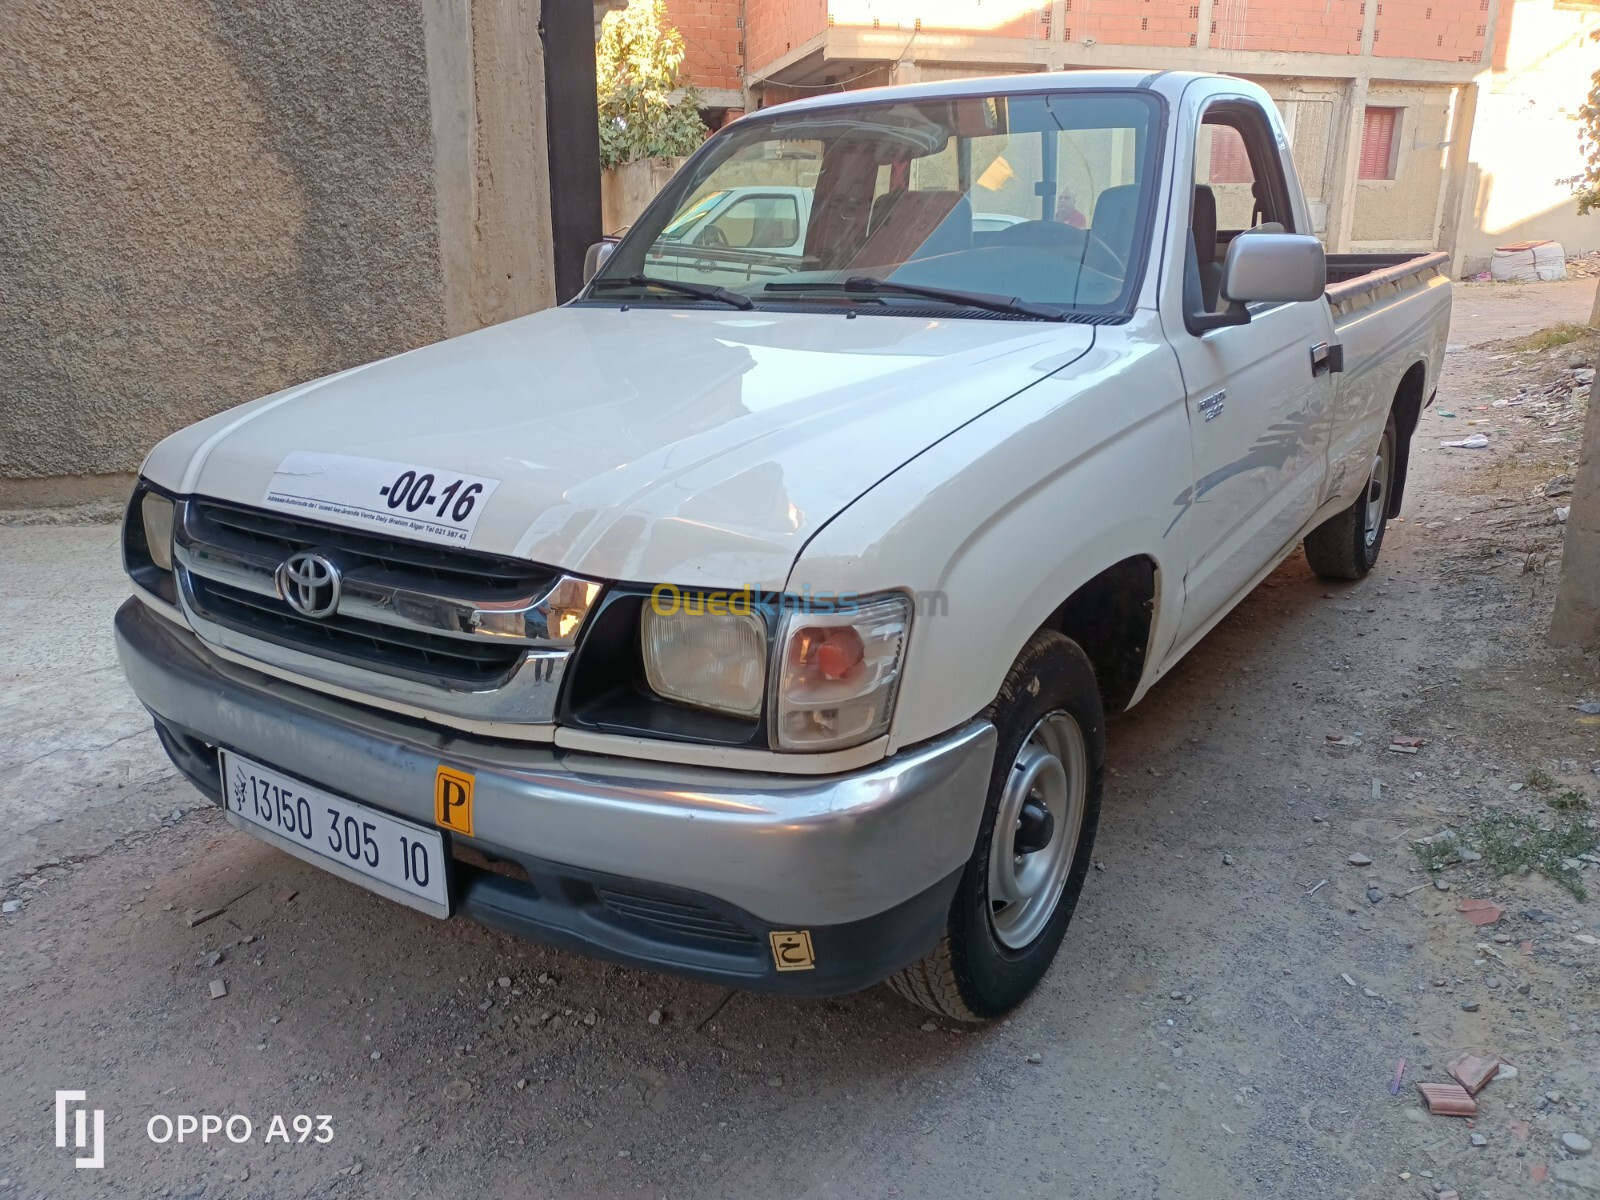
[219,750,450,917]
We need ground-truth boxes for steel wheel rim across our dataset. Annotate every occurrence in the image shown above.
[1363,430,1393,549]
[987,711,1087,950]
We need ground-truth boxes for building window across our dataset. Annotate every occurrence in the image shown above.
[1359,106,1401,180]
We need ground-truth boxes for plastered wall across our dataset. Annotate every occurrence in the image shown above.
[0,0,451,502]
[1455,0,1600,272]
[1350,83,1455,248]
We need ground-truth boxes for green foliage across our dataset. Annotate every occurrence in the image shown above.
[1509,323,1593,351]
[1412,810,1599,900]
[1560,29,1600,214]
[596,0,709,170]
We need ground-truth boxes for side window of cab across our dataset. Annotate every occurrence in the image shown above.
[1186,103,1297,321]
[697,193,802,251]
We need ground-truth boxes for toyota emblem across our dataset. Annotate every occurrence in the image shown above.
[275,551,342,619]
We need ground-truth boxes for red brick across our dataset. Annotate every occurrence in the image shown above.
[1417,1082,1478,1117]
[1447,1053,1500,1095]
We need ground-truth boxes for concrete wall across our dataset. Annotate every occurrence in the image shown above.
[1455,0,1600,274]
[1350,82,1456,249]
[1,0,555,514]
[601,156,685,232]
[1251,78,1344,235]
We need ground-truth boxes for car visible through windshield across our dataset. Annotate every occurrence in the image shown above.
[588,88,1163,318]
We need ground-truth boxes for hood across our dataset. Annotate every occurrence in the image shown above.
[145,306,1094,589]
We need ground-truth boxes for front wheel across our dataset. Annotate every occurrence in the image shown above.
[1304,414,1398,581]
[887,630,1104,1021]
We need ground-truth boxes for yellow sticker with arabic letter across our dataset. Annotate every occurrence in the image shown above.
[434,765,475,837]
[769,930,815,971]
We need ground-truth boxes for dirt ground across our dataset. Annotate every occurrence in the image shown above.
[2,280,1598,1200]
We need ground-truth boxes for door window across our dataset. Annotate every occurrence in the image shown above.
[1186,103,1297,322]
[661,191,728,242]
[697,194,801,250]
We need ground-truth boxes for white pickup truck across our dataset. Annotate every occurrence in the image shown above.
[117,71,1450,1020]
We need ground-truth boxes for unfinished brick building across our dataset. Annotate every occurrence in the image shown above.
[651,0,1599,271]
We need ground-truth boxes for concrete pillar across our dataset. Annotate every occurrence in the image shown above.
[1438,82,1480,270]
[890,59,920,87]
[1552,280,1600,647]
[1195,0,1215,50]
[1550,364,1600,648]
[422,0,557,337]
[1325,77,1368,252]
[1479,0,1505,72]
[1325,0,1379,251]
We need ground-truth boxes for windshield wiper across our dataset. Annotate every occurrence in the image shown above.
[765,276,1067,321]
[590,274,753,310]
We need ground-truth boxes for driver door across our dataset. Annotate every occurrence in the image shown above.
[1169,101,1338,646]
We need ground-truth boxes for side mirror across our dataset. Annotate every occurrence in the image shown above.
[583,240,616,284]
[1221,232,1326,304]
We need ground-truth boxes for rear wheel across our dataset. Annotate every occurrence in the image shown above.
[1304,414,1397,581]
[887,630,1104,1021]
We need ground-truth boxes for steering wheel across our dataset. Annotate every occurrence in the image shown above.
[694,224,730,250]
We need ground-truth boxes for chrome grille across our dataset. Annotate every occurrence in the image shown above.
[192,501,542,588]
[186,572,524,686]
[173,498,600,723]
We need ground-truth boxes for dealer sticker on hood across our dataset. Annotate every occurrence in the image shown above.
[263,451,500,547]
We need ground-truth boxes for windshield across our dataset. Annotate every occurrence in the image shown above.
[591,89,1164,317]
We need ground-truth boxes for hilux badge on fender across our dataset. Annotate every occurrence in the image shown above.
[275,551,342,619]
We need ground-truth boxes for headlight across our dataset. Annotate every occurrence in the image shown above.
[122,484,179,607]
[772,593,910,751]
[141,492,175,572]
[641,599,766,718]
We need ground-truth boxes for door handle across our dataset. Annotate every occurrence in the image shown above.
[1311,341,1344,376]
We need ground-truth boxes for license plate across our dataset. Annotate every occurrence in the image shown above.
[219,751,450,917]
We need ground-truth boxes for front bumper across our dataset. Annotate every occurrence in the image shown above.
[115,599,996,995]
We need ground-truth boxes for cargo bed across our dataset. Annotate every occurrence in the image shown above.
[1325,251,1451,319]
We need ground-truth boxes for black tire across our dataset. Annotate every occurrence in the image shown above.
[887,630,1104,1021]
[1303,414,1398,581]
